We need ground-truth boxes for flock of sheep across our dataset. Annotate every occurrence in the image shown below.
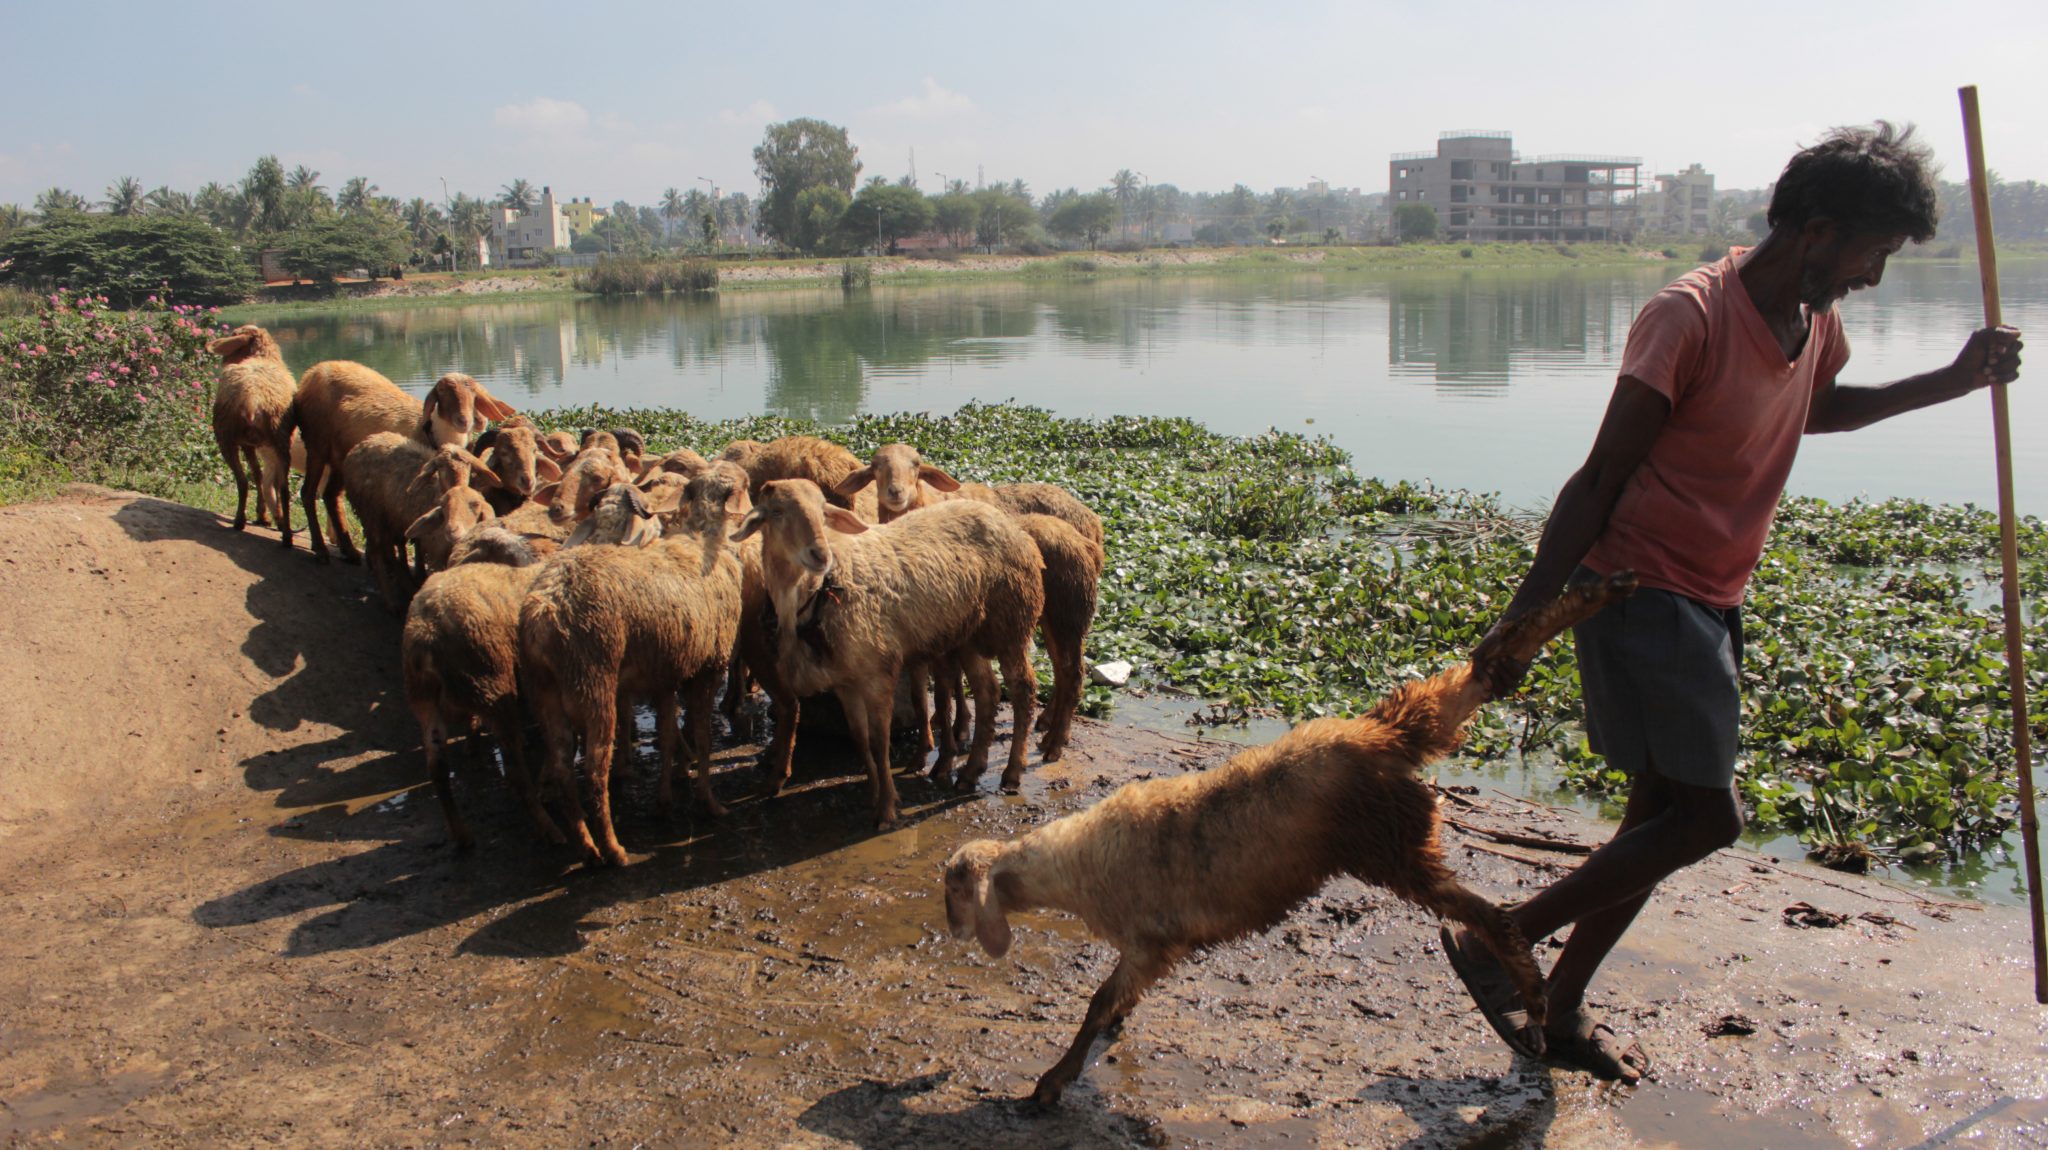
[207,323,1105,860]
[204,321,1616,1102]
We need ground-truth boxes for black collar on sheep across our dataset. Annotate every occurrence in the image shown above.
[793,572,845,658]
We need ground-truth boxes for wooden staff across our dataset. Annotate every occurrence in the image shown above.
[1960,84,2047,1004]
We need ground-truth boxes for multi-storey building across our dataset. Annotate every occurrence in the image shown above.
[490,185,571,266]
[559,197,607,241]
[1642,163,1715,236]
[1388,131,1640,243]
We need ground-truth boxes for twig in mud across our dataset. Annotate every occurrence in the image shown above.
[1461,841,1564,869]
[1489,788,1576,817]
[1445,816,1592,855]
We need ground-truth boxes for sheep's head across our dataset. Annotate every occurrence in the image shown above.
[637,447,711,487]
[446,525,543,568]
[533,447,633,525]
[537,431,580,465]
[423,373,516,448]
[207,324,282,366]
[404,486,497,573]
[408,445,502,499]
[716,438,767,480]
[566,482,677,548]
[835,442,961,518]
[942,840,1013,958]
[730,479,864,576]
[476,422,559,501]
[677,460,753,535]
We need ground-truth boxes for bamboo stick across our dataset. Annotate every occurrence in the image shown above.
[1959,84,2047,1004]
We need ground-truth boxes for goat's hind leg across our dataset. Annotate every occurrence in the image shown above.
[1032,955,1162,1106]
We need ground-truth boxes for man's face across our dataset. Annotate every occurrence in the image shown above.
[1799,225,1908,312]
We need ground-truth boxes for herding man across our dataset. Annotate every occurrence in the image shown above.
[1442,122,2024,1080]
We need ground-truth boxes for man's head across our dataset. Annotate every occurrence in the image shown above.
[1767,121,1939,311]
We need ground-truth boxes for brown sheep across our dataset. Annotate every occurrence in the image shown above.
[290,364,514,563]
[942,572,1638,1105]
[835,444,1103,544]
[342,434,501,608]
[731,481,1044,827]
[532,444,636,528]
[401,545,560,851]
[518,475,747,865]
[719,435,867,511]
[207,325,297,542]
[472,420,562,515]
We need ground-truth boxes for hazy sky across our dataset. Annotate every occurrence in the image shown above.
[5,1,2044,210]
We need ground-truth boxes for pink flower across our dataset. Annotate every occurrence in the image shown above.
[134,392,147,403]
[116,365,130,375]
[146,296,158,304]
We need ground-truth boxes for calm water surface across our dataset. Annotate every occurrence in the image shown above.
[265,259,2048,507]
[265,263,2048,903]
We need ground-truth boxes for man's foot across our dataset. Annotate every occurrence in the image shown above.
[1543,1010,1648,1083]
[1439,924,1546,1058]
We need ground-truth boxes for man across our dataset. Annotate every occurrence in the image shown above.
[1442,122,2023,1081]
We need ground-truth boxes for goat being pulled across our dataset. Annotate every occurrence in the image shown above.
[943,572,1636,1104]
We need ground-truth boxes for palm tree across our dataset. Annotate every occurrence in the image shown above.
[34,187,88,221]
[241,156,287,234]
[0,204,28,239]
[448,194,494,269]
[660,186,685,241]
[499,179,536,214]
[1110,169,1139,238]
[102,176,145,216]
[1007,178,1032,204]
[286,165,324,197]
[337,177,378,214]
[402,198,443,248]
[1135,186,1160,243]
[196,182,247,231]
[146,186,196,217]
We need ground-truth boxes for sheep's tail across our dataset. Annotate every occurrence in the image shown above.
[1356,571,1637,767]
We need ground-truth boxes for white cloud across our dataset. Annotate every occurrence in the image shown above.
[717,100,778,126]
[872,78,976,120]
[493,97,592,136]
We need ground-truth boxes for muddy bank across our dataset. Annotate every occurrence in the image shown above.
[0,490,2044,1147]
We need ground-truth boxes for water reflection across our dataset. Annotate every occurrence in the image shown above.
[1388,270,1656,392]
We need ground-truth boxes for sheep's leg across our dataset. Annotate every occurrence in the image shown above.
[953,656,1000,792]
[720,653,751,721]
[262,442,293,546]
[539,709,600,862]
[1039,631,1081,762]
[951,665,972,745]
[489,704,563,844]
[1031,956,1161,1106]
[322,469,360,564]
[757,680,799,798]
[929,661,958,786]
[684,670,727,818]
[908,660,936,756]
[837,685,899,829]
[998,644,1038,791]
[579,694,631,867]
[1375,843,1547,1034]
[243,447,271,526]
[417,708,473,851]
[615,694,639,779]
[221,435,251,531]
[299,459,331,562]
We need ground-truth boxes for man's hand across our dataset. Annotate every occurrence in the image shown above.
[1953,325,2023,390]
[1472,613,1535,697]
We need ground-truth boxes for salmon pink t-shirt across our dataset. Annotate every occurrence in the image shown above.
[1584,253,1850,609]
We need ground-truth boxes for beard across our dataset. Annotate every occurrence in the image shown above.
[1797,263,1846,312]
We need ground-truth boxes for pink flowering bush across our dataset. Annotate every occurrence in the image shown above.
[0,288,230,489]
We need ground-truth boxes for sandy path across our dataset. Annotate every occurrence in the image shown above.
[0,489,2044,1147]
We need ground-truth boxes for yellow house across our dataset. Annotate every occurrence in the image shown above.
[560,197,607,239]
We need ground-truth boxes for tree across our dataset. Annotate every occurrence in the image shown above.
[146,186,196,218]
[1049,193,1117,249]
[102,177,145,217]
[0,204,26,242]
[754,118,861,248]
[500,179,536,214]
[337,177,379,214]
[0,214,256,306]
[286,165,325,197]
[1223,184,1258,241]
[932,192,979,249]
[446,194,493,269]
[401,198,444,255]
[35,187,89,221]
[196,182,247,232]
[722,192,753,244]
[793,185,851,255]
[1746,210,1770,239]
[241,156,286,234]
[973,187,1035,249]
[1110,169,1138,238]
[660,187,686,241]
[1393,202,1438,242]
[274,211,410,284]
[843,182,933,253]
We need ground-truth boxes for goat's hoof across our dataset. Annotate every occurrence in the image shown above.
[1000,769,1025,793]
[1038,741,1065,763]
[1027,1083,1066,1109]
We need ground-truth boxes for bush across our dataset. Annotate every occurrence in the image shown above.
[573,255,719,295]
[0,289,229,493]
[840,260,872,289]
[273,212,410,285]
[0,215,256,308]
[1459,247,1474,259]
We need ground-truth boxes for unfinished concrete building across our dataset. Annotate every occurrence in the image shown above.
[1388,131,1641,243]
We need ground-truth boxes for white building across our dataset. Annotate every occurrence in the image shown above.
[489,185,570,266]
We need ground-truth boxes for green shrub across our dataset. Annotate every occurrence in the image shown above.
[839,260,872,289]
[1460,247,1474,259]
[573,255,719,295]
[0,215,256,308]
[0,289,229,494]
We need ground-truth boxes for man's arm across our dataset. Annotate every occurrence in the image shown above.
[1807,326,2023,434]
[1499,375,1671,622]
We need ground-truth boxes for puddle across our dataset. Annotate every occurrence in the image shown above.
[1620,1082,1852,1149]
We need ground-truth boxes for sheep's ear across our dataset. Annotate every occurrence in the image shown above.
[474,386,516,422]
[823,506,869,535]
[832,466,875,497]
[403,506,446,542]
[722,482,749,517]
[563,517,596,548]
[405,463,442,497]
[730,508,766,542]
[532,481,562,507]
[972,869,1012,957]
[208,332,251,362]
[635,454,663,480]
[535,455,562,482]
[918,464,962,492]
[640,483,686,517]
[467,461,505,491]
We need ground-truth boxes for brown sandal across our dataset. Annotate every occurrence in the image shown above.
[1440,924,1546,1058]
[1545,1010,1649,1083]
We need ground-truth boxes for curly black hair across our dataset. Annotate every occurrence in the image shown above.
[1766,121,1940,242]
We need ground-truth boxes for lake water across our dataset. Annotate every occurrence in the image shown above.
[262,259,2048,508]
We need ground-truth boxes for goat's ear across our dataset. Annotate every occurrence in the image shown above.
[722,482,749,517]
[823,506,869,535]
[467,460,505,491]
[532,481,561,507]
[534,455,563,482]
[405,463,442,498]
[641,484,684,518]
[832,466,875,497]
[972,867,1011,957]
[207,332,251,362]
[403,506,446,542]
[730,507,766,542]
[918,464,962,492]
[473,385,516,422]
[563,517,596,548]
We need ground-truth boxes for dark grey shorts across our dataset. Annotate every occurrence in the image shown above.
[1572,567,1742,790]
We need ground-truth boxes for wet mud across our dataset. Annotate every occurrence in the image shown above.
[2,491,2046,1148]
